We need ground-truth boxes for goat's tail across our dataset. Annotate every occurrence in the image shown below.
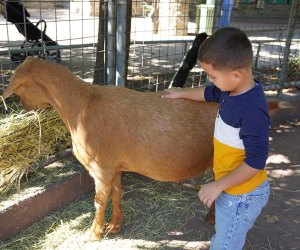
[169,33,208,88]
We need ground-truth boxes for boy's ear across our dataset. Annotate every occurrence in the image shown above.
[231,70,242,82]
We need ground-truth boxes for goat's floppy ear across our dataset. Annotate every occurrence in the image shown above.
[2,85,15,100]
[2,64,27,100]
[2,80,21,100]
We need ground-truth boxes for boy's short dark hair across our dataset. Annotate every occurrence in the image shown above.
[198,27,253,70]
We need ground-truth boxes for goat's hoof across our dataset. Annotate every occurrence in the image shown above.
[204,213,215,225]
[83,228,102,242]
[105,223,121,234]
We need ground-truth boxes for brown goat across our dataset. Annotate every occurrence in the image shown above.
[3,57,218,241]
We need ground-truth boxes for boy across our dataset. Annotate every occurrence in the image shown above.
[162,27,270,249]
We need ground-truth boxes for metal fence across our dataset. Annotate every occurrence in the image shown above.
[0,0,299,95]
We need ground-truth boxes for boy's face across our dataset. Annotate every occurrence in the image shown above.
[200,62,242,94]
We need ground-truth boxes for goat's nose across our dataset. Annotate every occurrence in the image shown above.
[20,101,31,111]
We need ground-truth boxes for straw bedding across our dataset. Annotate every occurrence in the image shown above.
[0,106,71,194]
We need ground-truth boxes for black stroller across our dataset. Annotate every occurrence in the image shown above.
[1,0,60,62]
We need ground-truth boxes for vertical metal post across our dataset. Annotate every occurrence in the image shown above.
[115,0,127,86]
[278,0,298,93]
[254,42,262,70]
[107,0,116,85]
[93,0,107,84]
[212,0,222,33]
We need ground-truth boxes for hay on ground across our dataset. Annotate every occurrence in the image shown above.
[0,108,71,194]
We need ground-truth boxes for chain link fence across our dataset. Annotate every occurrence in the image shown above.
[0,0,299,95]
[128,0,300,91]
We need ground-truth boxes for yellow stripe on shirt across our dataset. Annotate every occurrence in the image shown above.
[213,137,267,195]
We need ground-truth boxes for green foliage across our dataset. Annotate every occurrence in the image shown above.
[287,55,300,81]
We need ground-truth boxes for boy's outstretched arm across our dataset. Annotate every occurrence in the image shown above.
[161,87,206,102]
[198,162,260,208]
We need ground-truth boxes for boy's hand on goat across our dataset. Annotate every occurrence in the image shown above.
[162,87,206,102]
[161,87,183,99]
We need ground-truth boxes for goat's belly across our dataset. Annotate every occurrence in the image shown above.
[121,163,209,182]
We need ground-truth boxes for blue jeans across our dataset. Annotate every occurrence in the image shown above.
[210,181,270,250]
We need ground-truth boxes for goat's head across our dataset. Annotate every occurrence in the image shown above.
[2,58,52,111]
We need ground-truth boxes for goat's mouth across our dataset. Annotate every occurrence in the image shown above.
[21,101,51,112]
[43,105,52,111]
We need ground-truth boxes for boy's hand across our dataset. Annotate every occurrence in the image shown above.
[198,181,223,208]
[198,162,261,208]
[161,87,183,99]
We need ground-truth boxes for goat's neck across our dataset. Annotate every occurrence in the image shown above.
[42,75,91,134]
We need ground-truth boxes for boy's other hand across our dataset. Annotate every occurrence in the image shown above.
[161,87,183,99]
[198,182,222,208]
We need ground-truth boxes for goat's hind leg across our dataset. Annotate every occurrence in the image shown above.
[106,171,123,234]
[205,201,215,225]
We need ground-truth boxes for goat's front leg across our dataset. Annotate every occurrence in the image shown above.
[84,172,113,242]
[106,171,123,234]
